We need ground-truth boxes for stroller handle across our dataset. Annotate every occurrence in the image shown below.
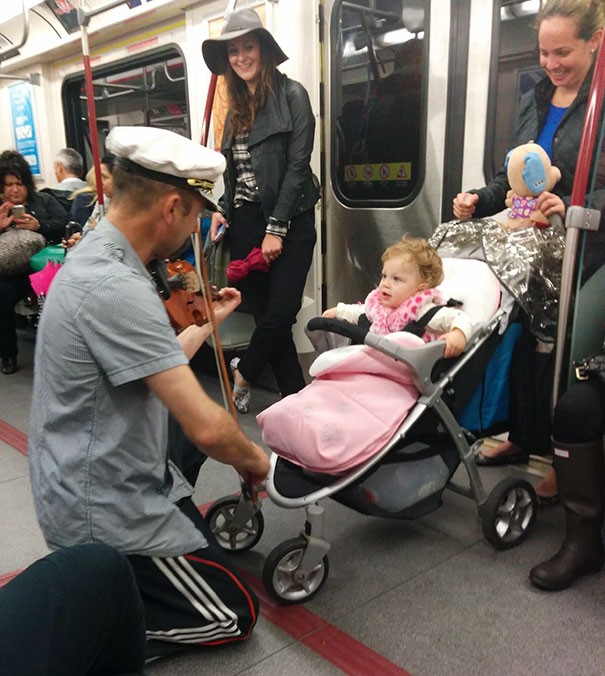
[306,317,368,343]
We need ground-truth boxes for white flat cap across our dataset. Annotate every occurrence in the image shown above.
[105,126,225,210]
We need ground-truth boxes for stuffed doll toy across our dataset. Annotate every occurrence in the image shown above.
[504,142,561,229]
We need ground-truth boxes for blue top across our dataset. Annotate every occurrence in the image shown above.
[536,103,568,159]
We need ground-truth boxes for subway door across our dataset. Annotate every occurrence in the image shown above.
[322,0,454,310]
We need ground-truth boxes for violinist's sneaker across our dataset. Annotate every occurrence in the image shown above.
[230,357,250,414]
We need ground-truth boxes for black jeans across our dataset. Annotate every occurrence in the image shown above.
[0,543,146,675]
[0,273,31,359]
[228,201,316,396]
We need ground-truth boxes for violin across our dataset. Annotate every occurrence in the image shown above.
[150,258,220,331]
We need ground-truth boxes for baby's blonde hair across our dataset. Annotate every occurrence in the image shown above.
[382,237,444,288]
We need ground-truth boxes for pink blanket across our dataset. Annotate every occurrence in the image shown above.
[257,333,423,474]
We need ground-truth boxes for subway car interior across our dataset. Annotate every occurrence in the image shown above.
[0,0,604,674]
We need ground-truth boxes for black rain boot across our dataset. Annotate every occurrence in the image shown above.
[530,438,605,591]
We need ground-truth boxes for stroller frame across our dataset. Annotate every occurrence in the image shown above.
[207,309,537,604]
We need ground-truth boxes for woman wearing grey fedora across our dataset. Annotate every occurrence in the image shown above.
[203,8,319,413]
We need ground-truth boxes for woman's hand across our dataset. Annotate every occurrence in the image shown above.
[0,202,13,232]
[534,191,565,220]
[14,212,40,232]
[261,233,283,264]
[453,192,479,220]
[210,211,228,241]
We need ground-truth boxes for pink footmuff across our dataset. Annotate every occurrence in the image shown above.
[257,332,423,474]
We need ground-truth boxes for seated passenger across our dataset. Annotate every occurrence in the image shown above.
[0,543,146,675]
[53,147,87,191]
[69,167,97,228]
[323,237,471,358]
[87,155,114,229]
[0,149,67,375]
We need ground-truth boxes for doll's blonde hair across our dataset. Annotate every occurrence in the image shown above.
[382,237,444,289]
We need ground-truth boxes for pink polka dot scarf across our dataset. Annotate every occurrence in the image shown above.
[364,287,443,340]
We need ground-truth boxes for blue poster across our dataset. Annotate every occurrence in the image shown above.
[9,83,41,176]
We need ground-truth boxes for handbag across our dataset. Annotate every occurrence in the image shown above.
[575,345,605,388]
[0,227,46,277]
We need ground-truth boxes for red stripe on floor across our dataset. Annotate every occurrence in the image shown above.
[303,624,412,676]
[0,420,28,456]
[238,569,412,676]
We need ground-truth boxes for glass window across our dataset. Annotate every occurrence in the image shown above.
[62,47,187,169]
[331,0,428,206]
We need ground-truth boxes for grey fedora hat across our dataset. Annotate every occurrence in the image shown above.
[202,8,288,75]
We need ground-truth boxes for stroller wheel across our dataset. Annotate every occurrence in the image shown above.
[480,477,537,550]
[263,537,329,604]
[205,496,264,552]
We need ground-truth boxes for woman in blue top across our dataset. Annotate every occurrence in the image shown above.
[452,0,603,494]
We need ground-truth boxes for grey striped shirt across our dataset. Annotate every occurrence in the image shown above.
[28,219,207,557]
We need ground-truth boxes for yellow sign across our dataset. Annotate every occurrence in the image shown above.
[344,162,412,182]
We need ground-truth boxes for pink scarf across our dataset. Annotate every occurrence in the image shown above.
[364,288,443,339]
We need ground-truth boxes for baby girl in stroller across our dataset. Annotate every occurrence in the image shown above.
[257,238,473,474]
[322,237,471,357]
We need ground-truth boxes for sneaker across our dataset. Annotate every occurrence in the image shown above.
[230,357,250,414]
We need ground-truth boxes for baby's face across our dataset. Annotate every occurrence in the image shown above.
[377,257,425,309]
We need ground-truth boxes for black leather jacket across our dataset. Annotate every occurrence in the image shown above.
[220,72,320,226]
[473,70,594,217]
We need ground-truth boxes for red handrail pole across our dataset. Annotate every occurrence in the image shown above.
[201,74,218,148]
[569,30,605,206]
[551,30,605,405]
[78,8,104,210]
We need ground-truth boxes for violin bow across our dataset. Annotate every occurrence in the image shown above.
[196,0,241,415]
[194,0,261,502]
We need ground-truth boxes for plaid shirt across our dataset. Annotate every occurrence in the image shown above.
[232,133,289,238]
[233,133,260,207]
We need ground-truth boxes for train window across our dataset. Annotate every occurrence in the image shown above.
[62,47,187,169]
[331,0,428,206]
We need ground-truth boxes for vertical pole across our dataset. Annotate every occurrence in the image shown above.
[551,31,605,406]
[78,5,104,214]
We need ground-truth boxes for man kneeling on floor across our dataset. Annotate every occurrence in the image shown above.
[27,126,270,661]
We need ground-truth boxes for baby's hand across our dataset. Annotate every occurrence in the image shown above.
[439,328,467,358]
[322,307,337,318]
